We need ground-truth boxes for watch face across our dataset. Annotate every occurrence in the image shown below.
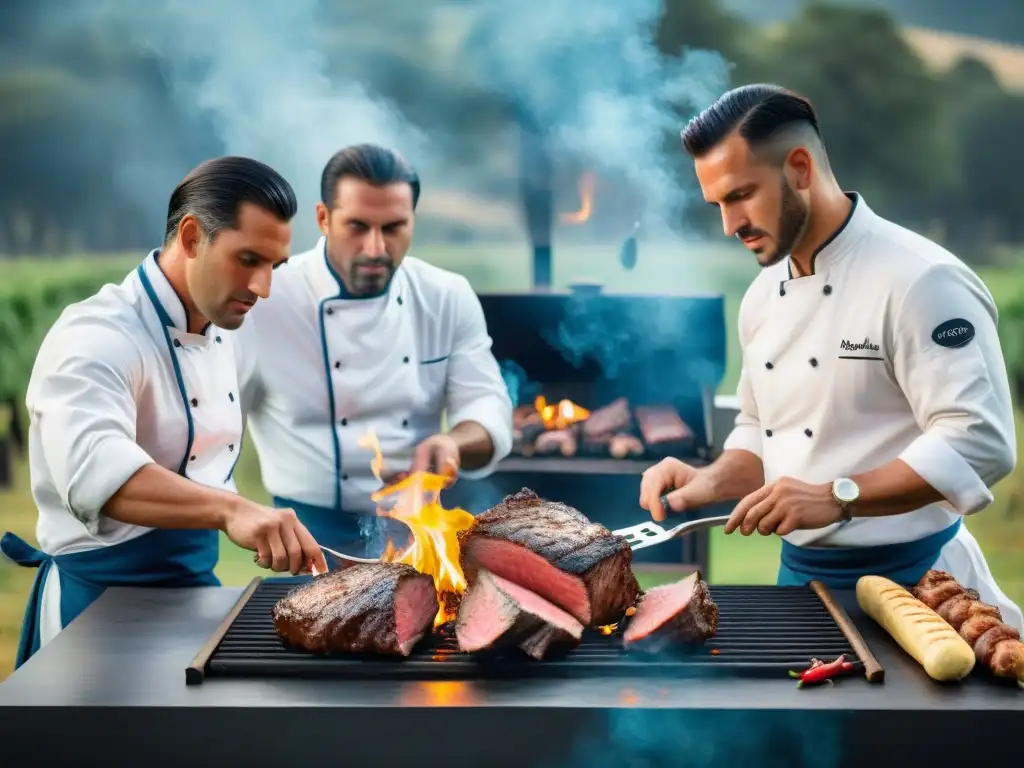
[834,478,859,503]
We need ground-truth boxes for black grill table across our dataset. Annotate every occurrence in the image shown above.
[0,578,1019,768]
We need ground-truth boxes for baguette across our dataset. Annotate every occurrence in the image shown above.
[856,575,975,682]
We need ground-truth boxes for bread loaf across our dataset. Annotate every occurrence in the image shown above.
[856,575,975,681]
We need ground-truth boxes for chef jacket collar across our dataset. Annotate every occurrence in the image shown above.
[787,192,872,279]
[309,236,396,302]
[140,249,213,336]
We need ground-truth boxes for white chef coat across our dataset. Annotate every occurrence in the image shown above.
[723,193,1021,629]
[236,237,513,516]
[21,250,244,645]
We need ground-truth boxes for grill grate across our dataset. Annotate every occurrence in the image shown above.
[191,579,866,683]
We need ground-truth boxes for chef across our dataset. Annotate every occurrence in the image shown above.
[638,84,1023,630]
[1,156,328,669]
[236,143,513,558]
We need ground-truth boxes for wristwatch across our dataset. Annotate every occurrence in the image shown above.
[831,477,860,522]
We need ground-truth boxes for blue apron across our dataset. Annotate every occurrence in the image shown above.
[1,528,219,669]
[777,518,962,589]
[273,496,411,562]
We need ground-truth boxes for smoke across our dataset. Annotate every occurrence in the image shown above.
[551,709,846,768]
[19,0,730,246]
[459,0,731,228]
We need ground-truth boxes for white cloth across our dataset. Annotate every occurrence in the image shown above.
[724,193,1021,630]
[236,237,513,515]
[24,250,245,643]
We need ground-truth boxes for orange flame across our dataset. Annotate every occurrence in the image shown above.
[534,395,591,430]
[559,171,596,224]
[360,430,475,627]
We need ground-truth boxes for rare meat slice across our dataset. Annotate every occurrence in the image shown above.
[623,571,719,652]
[458,488,640,627]
[272,563,438,657]
[455,569,584,659]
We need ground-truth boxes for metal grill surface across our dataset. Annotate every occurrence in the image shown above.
[198,580,859,681]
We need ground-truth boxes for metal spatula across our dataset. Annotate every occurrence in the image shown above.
[613,514,731,552]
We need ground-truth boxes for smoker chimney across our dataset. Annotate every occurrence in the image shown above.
[517,116,553,289]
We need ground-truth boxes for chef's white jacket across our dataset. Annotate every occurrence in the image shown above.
[21,251,245,643]
[724,193,1021,628]
[236,237,513,515]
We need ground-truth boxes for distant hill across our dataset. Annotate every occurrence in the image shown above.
[903,27,1024,92]
[722,0,1024,46]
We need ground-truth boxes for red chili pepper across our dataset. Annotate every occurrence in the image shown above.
[788,654,855,688]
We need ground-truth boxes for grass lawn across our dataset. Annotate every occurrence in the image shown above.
[0,241,1022,680]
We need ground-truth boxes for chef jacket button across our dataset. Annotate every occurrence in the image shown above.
[809,358,818,367]
[765,429,773,437]
[403,356,410,364]
[342,473,349,481]
[190,455,197,462]
[823,285,833,295]
[190,398,198,407]
[341,418,348,426]
[326,307,334,315]
[397,296,403,306]
[402,419,409,427]
[228,392,235,402]
[173,339,182,348]
[779,286,786,297]
[334,361,341,369]
[228,444,235,452]
[215,336,222,343]
[765,361,773,370]
[804,428,813,437]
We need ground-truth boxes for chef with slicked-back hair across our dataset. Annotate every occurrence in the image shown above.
[638,84,1021,631]
[2,156,328,670]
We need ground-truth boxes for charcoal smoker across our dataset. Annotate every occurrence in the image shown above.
[443,120,741,574]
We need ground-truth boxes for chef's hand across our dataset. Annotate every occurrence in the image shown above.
[222,500,328,575]
[410,433,461,486]
[639,458,718,522]
[725,477,840,537]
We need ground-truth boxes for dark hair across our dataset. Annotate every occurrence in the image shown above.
[164,156,297,244]
[680,84,822,158]
[320,143,420,210]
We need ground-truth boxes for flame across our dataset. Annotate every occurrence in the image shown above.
[598,624,617,635]
[534,395,591,430]
[360,430,475,627]
[559,171,596,224]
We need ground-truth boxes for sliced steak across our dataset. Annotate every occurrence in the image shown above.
[623,571,718,652]
[455,569,584,659]
[458,488,640,627]
[272,562,438,657]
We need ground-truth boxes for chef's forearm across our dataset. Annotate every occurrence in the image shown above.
[102,464,239,531]
[449,420,495,471]
[847,459,947,518]
[703,449,765,502]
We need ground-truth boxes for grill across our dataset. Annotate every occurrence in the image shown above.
[186,578,883,685]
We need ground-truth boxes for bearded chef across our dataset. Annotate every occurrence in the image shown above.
[638,84,1023,631]
[1,157,328,669]
[236,143,513,559]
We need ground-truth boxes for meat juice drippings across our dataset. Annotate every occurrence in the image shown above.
[359,430,475,628]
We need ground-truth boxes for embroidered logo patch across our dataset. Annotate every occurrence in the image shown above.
[931,318,975,348]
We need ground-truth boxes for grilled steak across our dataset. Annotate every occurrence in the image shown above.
[457,488,641,627]
[272,562,438,656]
[623,571,718,652]
[455,569,584,659]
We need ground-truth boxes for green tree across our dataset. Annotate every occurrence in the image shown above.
[754,3,957,228]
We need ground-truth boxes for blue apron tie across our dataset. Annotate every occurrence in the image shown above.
[272,496,411,561]
[777,519,962,589]
[1,528,219,670]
